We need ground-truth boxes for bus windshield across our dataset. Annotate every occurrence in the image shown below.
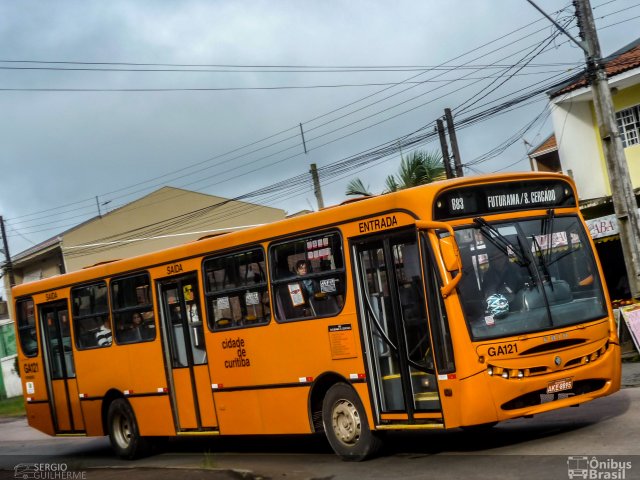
[453,214,607,340]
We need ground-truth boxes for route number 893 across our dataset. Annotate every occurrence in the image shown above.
[450,198,465,211]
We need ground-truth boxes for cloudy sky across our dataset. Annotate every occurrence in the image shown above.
[0,0,638,294]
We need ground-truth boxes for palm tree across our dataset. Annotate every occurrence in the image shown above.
[345,178,373,197]
[346,150,445,196]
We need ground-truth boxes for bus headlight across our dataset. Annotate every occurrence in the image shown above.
[501,371,509,379]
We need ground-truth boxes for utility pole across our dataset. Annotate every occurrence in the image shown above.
[527,0,640,298]
[436,119,454,179]
[444,108,463,177]
[523,139,537,171]
[574,0,640,298]
[310,163,325,210]
[299,122,325,210]
[95,196,102,218]
[0,216,15,287]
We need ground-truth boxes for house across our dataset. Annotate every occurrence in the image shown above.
[0,186,286,397]
[544,37,640,303]
[547,37,640,202]
[528,134,561,173]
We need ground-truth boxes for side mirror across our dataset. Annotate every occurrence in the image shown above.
[416,220,462,298]
[439,235,460,272]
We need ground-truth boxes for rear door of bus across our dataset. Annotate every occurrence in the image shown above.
[39,301,85,433]
[352,228,445,425]
[157,273,218,431]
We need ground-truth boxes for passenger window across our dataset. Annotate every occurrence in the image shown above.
[270,231,345,322]
[16,298,37,357]
[111,273,156,344]
[204,248,270,330]
[71,282,112,349]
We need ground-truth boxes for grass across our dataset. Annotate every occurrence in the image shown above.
[0,396,25,417]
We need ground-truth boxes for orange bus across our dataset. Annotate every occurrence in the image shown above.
[12,172,620,460]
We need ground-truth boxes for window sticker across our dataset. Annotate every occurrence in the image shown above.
[288,283,305,307]
[245,291,260,306]
[183,284,195,302]
[320,278,337,293]
[217,297,230,310]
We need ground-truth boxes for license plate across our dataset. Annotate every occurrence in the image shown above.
[547,377,573,394]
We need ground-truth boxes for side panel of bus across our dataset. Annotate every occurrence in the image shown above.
[70,275,175,437]
[203,235,369,436]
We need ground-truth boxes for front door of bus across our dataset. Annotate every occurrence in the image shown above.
[354,230,442,422]
[158,274,217,431]
[39,301,84,433]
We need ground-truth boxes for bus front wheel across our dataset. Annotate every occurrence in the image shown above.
[107,398,148,459]
[322,383,382,461]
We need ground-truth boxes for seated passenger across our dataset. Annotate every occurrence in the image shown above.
[482,242,525,302]
[295,260,315,298]
[95,318,112,347]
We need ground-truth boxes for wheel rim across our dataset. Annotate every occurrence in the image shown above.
[112,410,132,449]
[331,398,362,446]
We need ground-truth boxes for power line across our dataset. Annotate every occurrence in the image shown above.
[7,65,580,236]
[51,69,577,255]
[0,70,578,93]
[6,3,580,234]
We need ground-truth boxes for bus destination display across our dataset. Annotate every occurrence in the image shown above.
[433,180,575,220]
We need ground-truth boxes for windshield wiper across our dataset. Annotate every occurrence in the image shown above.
[532,235,553,288]
[473,217,530,267]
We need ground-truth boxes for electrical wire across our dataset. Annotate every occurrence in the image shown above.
[6,4,575,225]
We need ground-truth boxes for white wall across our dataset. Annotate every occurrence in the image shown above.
[1,355,22,398]
[551,99,609,201]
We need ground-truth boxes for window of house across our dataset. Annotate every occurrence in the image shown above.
[71,282,112,349]
[616,104,640,148]
[110,273,156,344]
[270,231,345,322]
[16,298,37,357]
[204,248,270,330]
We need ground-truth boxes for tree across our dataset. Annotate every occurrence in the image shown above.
[346,150,445,196]
[345,178,373,197]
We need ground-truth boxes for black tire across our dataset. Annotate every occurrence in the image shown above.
[322,383,382,461]
[107,398,149,459]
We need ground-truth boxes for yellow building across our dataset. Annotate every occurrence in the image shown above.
[547,38,640,303]
[548,38,640,201]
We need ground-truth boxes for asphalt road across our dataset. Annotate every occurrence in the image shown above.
[0,362,639,480]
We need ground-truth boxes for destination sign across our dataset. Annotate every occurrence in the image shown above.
[433,180,575,220]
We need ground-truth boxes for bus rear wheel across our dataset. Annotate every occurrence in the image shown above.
[322,383,382,461]
[107,398,148,459]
